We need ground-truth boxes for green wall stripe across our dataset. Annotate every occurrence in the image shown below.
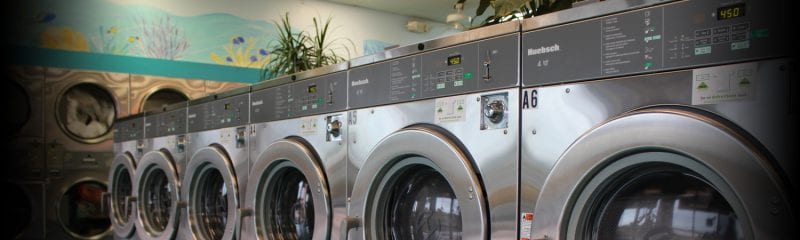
[9,45,265,83]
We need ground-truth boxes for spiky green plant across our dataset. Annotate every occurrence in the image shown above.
[262,13,353,80]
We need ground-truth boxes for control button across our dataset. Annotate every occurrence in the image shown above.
[464,72,473,79]
[446,70,454,76]
[731,32,748,41]
[713,26,730,35]
[437,71,445,77]
[694,29,712,38]
[455,68,463,75]
[732,23,750,32]
[713,35,730,44]
[694,38,711,46]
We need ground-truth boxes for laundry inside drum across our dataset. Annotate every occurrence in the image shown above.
[57,83,117,141]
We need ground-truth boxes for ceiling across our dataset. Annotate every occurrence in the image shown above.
[326,0,488,24]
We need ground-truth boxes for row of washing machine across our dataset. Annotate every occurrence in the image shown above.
[5,65,247,240]
[109,0,796,239]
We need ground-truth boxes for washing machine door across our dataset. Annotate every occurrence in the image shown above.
[134,150,181,240]
[533,108,794,239]
[109,152,137,238]
[182,145,240,240]
[348,126,488,240]
[58,179,113,239]
[243,138,331,240]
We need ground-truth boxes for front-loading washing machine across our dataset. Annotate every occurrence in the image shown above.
[519,0,795,239]
[109,114,145,239]
[130,74,205,115]
[134,102,189,240]
[242,62,349,240]
[180,86,250,240]
[342,21,520,240]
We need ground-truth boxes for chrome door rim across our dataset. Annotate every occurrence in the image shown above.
[109,152,136,238]
[134,150,181,240]
[350,127,488,240]
[243,139,331,240]
[533,108,794,239]
[182,146,239,240]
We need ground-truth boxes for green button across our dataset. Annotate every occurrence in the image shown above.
[464,72,473,79]
[752,28,769,38]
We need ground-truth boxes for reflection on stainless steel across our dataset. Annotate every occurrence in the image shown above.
[198,169,229,240]
[592,167,741,239]
[142,169,173,232]
[111,166,133,224]
[386,164,462,240]
[265,168,314,240]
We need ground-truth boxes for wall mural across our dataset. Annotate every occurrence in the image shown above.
[12,0,392,70]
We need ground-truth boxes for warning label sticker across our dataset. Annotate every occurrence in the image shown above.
[691,62,757,105]
[520,212,534,240]
[435,96,466,123]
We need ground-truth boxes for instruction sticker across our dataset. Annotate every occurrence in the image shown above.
[692,62,757,105]
[300,116,318,135]
[519,212,534,240]
[435,96,466,123]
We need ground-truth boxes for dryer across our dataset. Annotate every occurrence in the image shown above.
[342,21,520,240]
[45,143,114,239]
[44,68,129,152]
[519,0,795,239]
[4,181,46,239]
[130,74,205,115]
[242,63,349,240]
[180,86,250,240]
[6,65,46,182]
[134,102,188,240]
[109,114,145,239]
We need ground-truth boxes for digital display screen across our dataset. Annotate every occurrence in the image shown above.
[224,103,230,110]
[307,85,317,93]
[717,3,745,20]
[447,55,461,66]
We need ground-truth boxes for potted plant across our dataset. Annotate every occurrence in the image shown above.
[457,0,573,27]
[261,13,353,80]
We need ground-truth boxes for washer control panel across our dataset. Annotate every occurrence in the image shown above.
[349,34,519,108]
[250,71,348,123]
[188,90,249,132]
[522,0,786,86]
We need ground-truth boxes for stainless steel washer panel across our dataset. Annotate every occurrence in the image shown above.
[347,89,519,239]
[244,113,348,240]
[520,59,796,239]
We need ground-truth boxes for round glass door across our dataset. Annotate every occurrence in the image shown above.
[384,163,462,239]
[6,182,32,239]
[56,83,117,143]
[258,163,314,239]
[142,89,188,113]
[572,155,745,240]
[140,168,173,233]
[373,157,462,240]
[194,168,229,240]
[111,165,133,226]
[58,180,111,238]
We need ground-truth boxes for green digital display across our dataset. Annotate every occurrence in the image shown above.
[447,55,461,66]
[308,84,317,93]
[717,3,745,20]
